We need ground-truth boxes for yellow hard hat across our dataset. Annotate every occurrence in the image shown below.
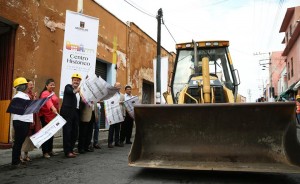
[13,77,28,88]
[296,95,300,100]
[71,73,82,80]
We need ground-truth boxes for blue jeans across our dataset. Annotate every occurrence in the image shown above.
[93,108,101,145]
[297,114,300,124]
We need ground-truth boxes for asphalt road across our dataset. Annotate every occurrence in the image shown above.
[1,144,300,184]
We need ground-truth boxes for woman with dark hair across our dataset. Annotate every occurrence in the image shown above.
[11,77,32,169]
[20,79,41,162]
[38,78,60,158]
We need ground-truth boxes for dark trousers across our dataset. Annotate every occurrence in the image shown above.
[108,123,120,145]
[40,116,54,154]
[78,111,95,150]
[120,112,134,143]
[12,120,30,165]
[61,107,79,155]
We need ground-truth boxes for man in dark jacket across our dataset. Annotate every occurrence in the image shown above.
[60,73,82,158]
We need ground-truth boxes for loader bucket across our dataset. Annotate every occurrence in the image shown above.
[129,102,300,173]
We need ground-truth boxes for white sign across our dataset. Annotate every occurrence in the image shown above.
[124,96,140,119]
[30,114,66,149]
[104,93,124,125]
[80,74,120,106]
[59,10,99,98]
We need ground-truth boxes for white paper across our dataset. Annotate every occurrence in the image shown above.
[30,114,66,149]
[104,93,124,125]
[80,74,120,106]
[124,96,140,119]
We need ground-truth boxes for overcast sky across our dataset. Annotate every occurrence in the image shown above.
[94,0,299,102]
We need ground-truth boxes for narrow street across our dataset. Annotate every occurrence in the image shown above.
[1,144,300,184]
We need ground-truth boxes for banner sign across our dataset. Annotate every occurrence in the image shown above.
[124,96,140,119]
[104,93,124,125]
[59,10,99,98]
[80,74,120,106]
[30,114,66,149]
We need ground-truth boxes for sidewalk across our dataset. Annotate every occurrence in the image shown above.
[0,129,109,166]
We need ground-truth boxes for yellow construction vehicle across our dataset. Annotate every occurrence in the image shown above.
[128,40,300,173]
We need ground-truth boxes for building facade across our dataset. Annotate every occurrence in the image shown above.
[0,0,175,145]
[279,6,300,91]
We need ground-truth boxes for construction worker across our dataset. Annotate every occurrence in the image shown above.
[60,73,82,158]
[11,77,32,169]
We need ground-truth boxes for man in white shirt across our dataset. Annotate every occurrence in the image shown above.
[120,85,134,144]
[108,82,124,148]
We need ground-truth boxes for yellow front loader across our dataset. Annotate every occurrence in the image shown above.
[129,40,300,173]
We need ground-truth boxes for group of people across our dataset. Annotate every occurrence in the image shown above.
[11,77,58,168]
[10,73,135,168]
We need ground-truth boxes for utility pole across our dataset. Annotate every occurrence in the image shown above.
[256,52,274,101]
[156,8,162,104]
[77,0,83,13]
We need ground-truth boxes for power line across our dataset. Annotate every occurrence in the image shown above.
[123,0,156,18]
[266,0,285,48]
[123,0,177,45]
[162,18,177,44]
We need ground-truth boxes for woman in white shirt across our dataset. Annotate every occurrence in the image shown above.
[11,77,33,169]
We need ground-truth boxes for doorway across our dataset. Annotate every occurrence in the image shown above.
[142,80,154,104]
[0,16,18,147]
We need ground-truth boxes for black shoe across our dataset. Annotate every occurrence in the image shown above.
[126,141,132,144]
[84,148,94,152]
[93,144,101,149]
[108,144,114,148]
[115,143,124,147]
[78,149,86,154]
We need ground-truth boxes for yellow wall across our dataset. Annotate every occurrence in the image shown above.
[0,100,11,144]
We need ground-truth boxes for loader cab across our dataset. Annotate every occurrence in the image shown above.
[171,41,239,104]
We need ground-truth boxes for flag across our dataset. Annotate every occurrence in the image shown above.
[7,93,54,115]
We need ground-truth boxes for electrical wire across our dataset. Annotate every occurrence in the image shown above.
[123,0,177,45]
[162,19,177,44]
[266,0,285,49]
[123,0,156,18]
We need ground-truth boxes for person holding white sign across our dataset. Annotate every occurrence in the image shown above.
[60,73,82,158]
[10,77,32,169]
[120,85,134,145]
[107,82,125,148]
[38,79,60,158]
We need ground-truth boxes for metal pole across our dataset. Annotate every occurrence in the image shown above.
[268,52,275,102]
[156,8,162,104]
[77,0,83,13]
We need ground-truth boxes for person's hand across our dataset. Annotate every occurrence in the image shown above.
[33,92,38,100]
[52,107,58,114]
[74,87,80,93]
